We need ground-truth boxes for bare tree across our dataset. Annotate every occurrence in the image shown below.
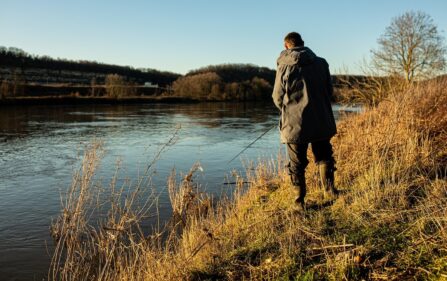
[372,11,446,82]
[105,74,126,98]
[0,80,11,99]
[172,72,222,99]
[90,77,97,96]
[12,70,25,96]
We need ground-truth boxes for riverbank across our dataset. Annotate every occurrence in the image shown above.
[50,79,447,280]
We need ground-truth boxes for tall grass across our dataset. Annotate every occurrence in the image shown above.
[50,79,447,280]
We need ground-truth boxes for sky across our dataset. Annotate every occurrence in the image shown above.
[1,0,446,75]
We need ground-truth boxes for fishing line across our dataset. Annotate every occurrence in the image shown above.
[227,123,277,164]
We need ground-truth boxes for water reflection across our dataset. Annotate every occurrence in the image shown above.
[0,102,282,281]
[0,102,359,281]
[0,102,277,139]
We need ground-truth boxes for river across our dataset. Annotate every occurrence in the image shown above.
[0,102,358,281]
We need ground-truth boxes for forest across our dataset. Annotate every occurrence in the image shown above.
[0,46,180,86]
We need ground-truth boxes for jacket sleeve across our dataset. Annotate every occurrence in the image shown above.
[272,64,286,110]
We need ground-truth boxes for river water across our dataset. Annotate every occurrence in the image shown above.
[0,102,357,280]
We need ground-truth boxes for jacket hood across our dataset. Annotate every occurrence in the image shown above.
[277,46,316,66]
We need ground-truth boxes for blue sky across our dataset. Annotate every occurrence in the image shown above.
[1,0,446,74]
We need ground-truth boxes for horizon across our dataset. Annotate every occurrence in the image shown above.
[1,0,446,75]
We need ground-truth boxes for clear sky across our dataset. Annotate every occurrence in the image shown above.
[1,0,446,74]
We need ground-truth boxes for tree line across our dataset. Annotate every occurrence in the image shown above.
[171,65,274,101]
[187,63,275,84]
[0,47,180,86]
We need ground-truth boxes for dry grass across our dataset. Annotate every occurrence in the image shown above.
[50,79,447,280]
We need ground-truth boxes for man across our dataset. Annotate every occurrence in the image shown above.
[272,32,339,209]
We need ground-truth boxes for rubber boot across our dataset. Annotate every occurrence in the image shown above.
[290,173,306,210]
[319,162,339,197]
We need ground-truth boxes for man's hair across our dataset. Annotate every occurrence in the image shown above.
[284,32,304,47]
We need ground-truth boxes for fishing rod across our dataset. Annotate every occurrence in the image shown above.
[227,123,277,164]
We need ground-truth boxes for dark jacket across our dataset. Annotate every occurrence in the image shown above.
[272,46,336,143]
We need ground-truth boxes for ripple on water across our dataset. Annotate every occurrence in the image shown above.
[0,103,361,280]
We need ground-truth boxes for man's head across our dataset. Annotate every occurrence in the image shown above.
[284,32,304,49]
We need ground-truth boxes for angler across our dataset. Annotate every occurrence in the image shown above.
[272,32,339,210]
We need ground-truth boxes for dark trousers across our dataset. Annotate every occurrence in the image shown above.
[286,139,335,176]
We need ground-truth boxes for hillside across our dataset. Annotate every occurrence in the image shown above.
[187,63,276,85]
[171,64,275,101]
[1,46,378,102]
[0,46,180,86]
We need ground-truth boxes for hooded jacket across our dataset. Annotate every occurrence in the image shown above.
[272,46,336,143]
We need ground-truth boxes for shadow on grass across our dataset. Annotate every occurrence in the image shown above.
[306,199,336,211]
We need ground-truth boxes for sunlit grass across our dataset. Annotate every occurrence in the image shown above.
[50,79,447,280]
